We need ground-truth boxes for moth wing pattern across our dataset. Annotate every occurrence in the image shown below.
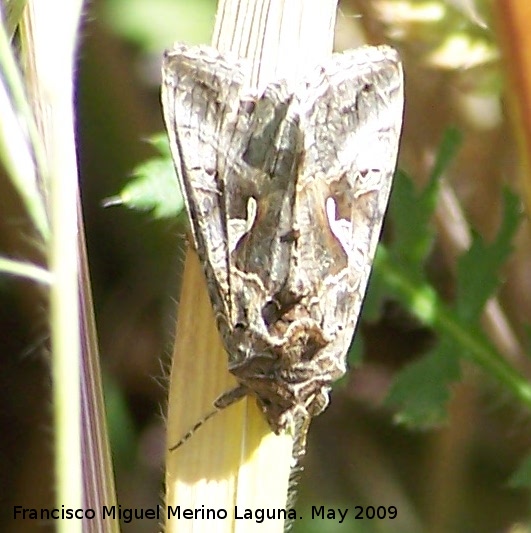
[162,44,403,435]
[293,46,404,360]
[161,45,247,322]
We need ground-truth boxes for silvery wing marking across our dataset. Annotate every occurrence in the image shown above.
[161,43,404,434]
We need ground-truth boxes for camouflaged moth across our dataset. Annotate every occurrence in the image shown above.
[162,43,403,448]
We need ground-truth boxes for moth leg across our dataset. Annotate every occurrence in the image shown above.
[214,384,248,409]
[168,385,248,451]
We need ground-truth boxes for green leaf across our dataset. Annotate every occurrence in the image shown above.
[387,169,437,279]
[387,129,462,278]
[375,128,531,429]
[374,246,440,327]
[104,156,184,219]
[103,135,184,219]
[385,337,461,427]
[455,188,521,321]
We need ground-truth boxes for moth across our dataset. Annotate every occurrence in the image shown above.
[161,43,403,445]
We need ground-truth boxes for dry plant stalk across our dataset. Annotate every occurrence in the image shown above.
[494,1,531,216]
[165,1,340,532]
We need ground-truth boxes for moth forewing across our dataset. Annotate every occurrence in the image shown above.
[162,46,248,321]
[162,43,403,442]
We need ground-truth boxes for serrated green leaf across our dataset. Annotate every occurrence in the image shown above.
[387,129,462,278]
[456,188,521,321]
[385,337,461,427]
[104,156,184,219]
[387,169,437,278]
[508,453,531,489]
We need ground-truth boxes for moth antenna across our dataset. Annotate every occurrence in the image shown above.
[168,385,248,452]
[168,408,220,452]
